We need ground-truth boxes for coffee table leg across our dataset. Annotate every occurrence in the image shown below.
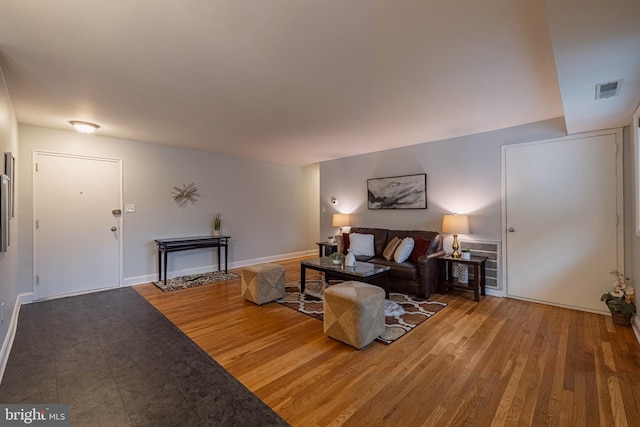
[384,271,390,299]
[301,265,306,293]
[372,272,390,299]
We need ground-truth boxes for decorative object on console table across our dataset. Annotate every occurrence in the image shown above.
[212,213,222,236]
[461,248,471,260]
[601,271,635,326]
[332,213,351,234]
[442,214,469,258]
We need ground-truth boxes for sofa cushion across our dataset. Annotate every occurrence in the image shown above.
[388,230,441,254]
[349,227,388,257]
[383,236,401,260]
[370,258,418,281]
[409,237,431,263]
[394,237,414,263]
[349,233,375,256]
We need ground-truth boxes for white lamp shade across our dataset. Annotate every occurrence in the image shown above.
[442,214,469,234]
[332,213,351,228]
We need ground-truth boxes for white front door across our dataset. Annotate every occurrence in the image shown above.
[34,152,122,299]
[503,130,623,312]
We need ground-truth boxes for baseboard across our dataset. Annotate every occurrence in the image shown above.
[123,249,317,287]
[632,314,640,344]
[0,292,34,384]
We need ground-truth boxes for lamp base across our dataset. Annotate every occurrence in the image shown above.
[451,234,460,258]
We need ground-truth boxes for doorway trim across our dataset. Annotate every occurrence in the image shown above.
[500,128,624,310]
[32,150,124,299]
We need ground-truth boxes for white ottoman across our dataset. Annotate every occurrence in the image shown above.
[323,281,385,349]
[241,263,285,305]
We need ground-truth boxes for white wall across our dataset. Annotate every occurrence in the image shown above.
[0,67,20,368]
[18,125,319,290]
[320,118,567,251]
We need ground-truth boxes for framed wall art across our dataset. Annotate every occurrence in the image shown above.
[5,152,14,218]
[0,174,8,252]
[367,173,427,209]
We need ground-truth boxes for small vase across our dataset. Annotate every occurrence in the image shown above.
[345,249,356,267]
[457,264,469,284]
[213,229,220,236]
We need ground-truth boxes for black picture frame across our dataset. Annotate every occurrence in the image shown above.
[0,174,8,252]
[4,152,14,218]
[367,173,427,209]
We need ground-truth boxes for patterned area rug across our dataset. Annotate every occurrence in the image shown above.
[153,271,239,292]
[276,280,447,344]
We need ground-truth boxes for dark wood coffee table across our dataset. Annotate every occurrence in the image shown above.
[300,257,391,298]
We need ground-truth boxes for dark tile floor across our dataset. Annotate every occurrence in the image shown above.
[0,287,288,427]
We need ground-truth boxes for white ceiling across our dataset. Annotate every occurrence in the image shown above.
[0,0,638,165]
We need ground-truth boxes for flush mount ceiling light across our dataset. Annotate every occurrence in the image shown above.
[69,120,100,134]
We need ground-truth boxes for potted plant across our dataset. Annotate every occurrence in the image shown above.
[461,248,471,260]
[329,251,345,264]
[601,272,635,325]
[212,213,222,236]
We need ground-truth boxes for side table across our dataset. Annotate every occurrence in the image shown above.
[316,242,338,258]
[438,255,487,302]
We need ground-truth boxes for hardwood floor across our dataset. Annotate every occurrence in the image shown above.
[135,256,640,426]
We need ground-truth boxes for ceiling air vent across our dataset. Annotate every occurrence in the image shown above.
[595,79,622,100]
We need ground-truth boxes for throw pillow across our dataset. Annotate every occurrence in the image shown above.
[394,237,415,263]
[383,237,401,260]
[342,232,350,255]
[348,233,375,257]
[409,237,431,263]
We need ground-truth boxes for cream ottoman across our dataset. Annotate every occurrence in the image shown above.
[323,281,385,349]
[241,263,285,305]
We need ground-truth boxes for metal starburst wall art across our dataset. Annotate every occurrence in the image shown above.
[172,182,200,208]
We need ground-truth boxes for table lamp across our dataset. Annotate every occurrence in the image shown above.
[332,213,351,234]
[442,214,469,258]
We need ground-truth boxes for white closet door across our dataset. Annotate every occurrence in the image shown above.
[504,131,622,312]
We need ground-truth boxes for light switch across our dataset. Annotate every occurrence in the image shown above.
[125,204,136,213]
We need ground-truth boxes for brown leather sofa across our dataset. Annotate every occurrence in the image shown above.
[347,227,445,298]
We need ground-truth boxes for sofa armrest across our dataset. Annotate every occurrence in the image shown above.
[416,249,446,298]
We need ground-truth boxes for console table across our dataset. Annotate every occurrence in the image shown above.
[155,236,230,287]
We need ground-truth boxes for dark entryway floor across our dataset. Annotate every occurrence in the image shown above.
[0,287,287,427]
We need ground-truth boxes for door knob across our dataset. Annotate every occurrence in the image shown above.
[508,227,516,232]
[111,227,117,232]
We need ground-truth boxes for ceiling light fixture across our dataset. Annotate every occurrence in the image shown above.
[69,121,100,134]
